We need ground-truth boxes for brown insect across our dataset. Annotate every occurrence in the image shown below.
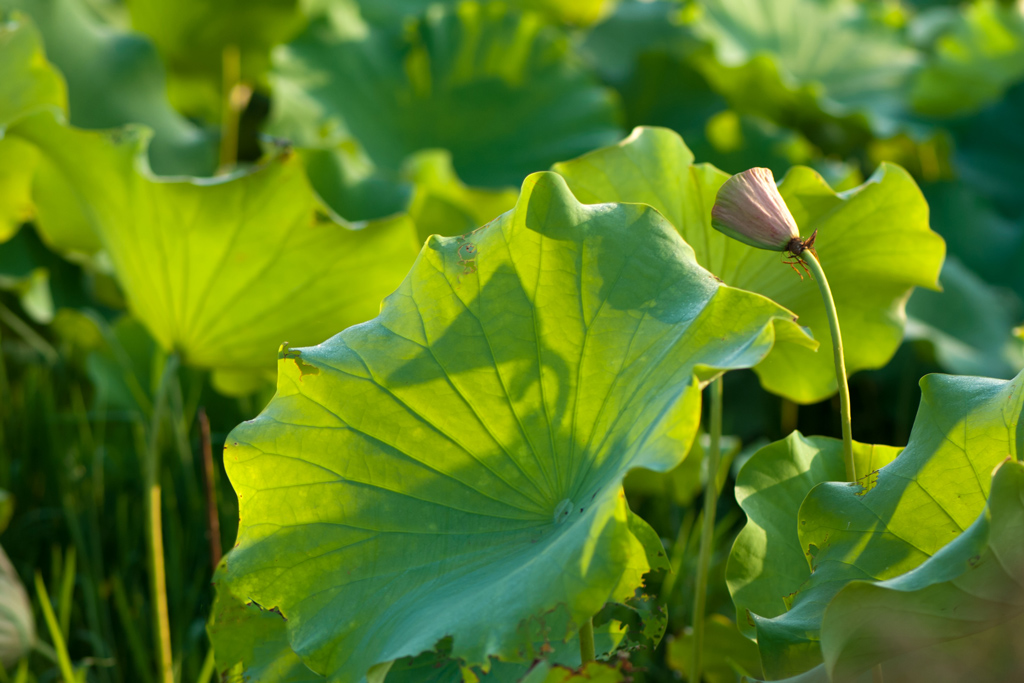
[782,229,818,280]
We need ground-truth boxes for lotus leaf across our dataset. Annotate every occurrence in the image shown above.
[912,0,1024,118]
[269,2,622,188]
[689,0,922,138]
[552,126,944,403]
[213,171,812,680]
[729,370,1024,678]
[10,113,420,378]
[1,0,218,176]
[0,13,65,242]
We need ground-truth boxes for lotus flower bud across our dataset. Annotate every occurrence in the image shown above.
[711,167,800,251]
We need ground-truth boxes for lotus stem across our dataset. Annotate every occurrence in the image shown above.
[199,407,223,572]
[146,354,178,683]
[579,617,595,665]
[218,44,244,172]
[691,375,723,683]
[799,251,856,483]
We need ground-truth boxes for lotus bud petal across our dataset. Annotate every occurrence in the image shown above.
[711,167,800,251]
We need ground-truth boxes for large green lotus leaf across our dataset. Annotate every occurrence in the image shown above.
[10,112,420,376]
[0,12,65,243]
[552,126,944,403]
[208,598,625,683]
[725,433,902,640]
[208,585,324,683]
[687,0,922,138]
[818,459,1024,680]
[738,370,1024,678]
[126,0,305,119]
[0,0,217,176]
[269,2,622,188]
[215,171,810,680]
[210,579,629,682]
[906,257,1024,379]
[911,0,1024,118]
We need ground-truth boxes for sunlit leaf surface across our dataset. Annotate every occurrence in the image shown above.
[11,113,420,377]
[213,172,807,680]
[0,13,65,242]
[729,370,1024,678]
[553,126,944,403]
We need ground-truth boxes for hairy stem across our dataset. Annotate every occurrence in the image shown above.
[579,617,595,665]
[691,375,723,683]
[800,251,855,483]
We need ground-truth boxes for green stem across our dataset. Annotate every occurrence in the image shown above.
[146,354,178,683]
[691,376,723,683]
[217,44,242,172]
[196,648,216,683]
[578,618,595,665]
[800,251,856,483]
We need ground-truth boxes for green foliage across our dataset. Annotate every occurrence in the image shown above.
[912,0,1024,117]
[126,0,306,119]
[818,459,1024,680]
[1,0,218,176]
[553,126,944,403]
[211,172,808,679]
[353,0,617,27]
[10,113,420,380]
[687,0,922,138]
[666,614,761,682]
[0,12,65,243]
[269,2,622,188]
[3,0,1023,680]
[906,258,1024,379]
[729,370,1024,678]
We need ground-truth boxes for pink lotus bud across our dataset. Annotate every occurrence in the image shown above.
[711,168,800,251]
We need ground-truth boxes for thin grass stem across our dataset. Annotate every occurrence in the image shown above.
[34,572,77,683]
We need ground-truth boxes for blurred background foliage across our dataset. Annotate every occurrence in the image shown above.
[1,0,1023,681]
